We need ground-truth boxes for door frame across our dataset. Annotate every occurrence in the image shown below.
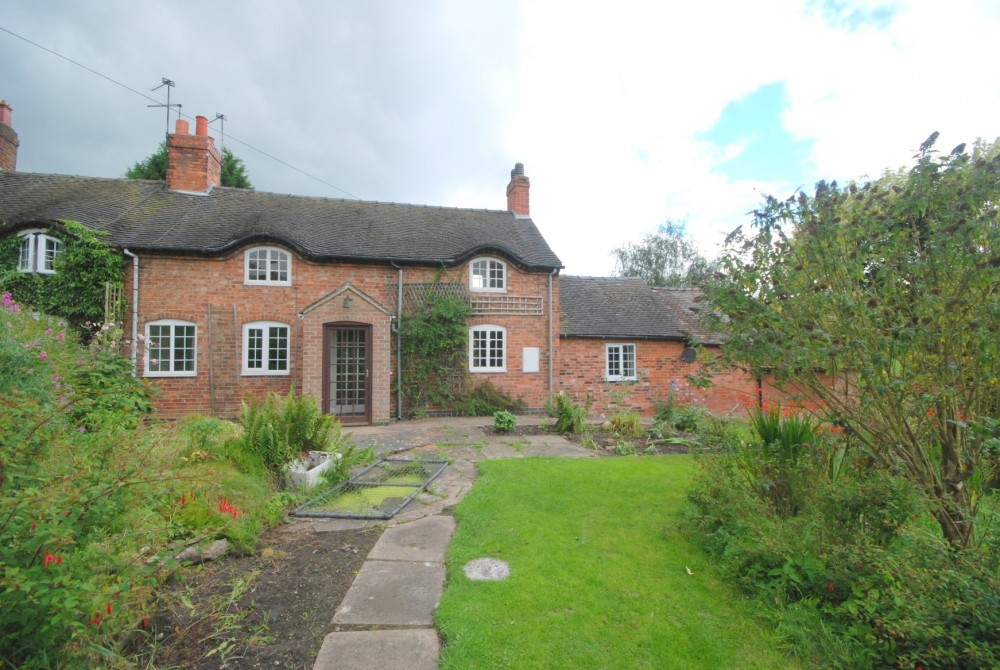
[322,322,373,426]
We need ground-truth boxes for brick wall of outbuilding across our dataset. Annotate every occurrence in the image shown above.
[556,337,809,420]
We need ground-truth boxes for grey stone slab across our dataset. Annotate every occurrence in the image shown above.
[333,560,444,626]
[313,629,439,670]
[311,518,376,533]
[369,515,455,562]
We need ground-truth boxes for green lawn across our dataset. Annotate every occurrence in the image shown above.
[436,456,801,670]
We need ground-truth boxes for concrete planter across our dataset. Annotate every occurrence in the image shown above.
[286,451,341,488]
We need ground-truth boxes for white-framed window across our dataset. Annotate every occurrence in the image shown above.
[469,257,506,292]
[469,324,506,372]
[606,343,636,382]
[245,246,291,286]
[17,231,62,274]
[242,321,290,375]
[145,320,197,377]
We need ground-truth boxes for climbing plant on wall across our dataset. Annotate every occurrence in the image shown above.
[398,288,471,414]
[0,220,125,334]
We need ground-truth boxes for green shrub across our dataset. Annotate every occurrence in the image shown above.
[0,294,169,666]
[609,411,643,438]
[673,403,706,433]
[234,387,345,483]
[685,425,1000,669]
[546,392,588,435]
[458,379,526,416]
[493,410,517,433]
[613,440,637,456]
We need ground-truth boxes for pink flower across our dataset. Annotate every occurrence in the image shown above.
[38,352,48,360]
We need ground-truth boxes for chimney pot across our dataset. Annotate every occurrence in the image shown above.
[0,100,19,171]
[166,114,221,192]
[506,162,530,217]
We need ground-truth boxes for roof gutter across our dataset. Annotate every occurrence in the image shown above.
[391,261,404,421]
[122,248,139,375]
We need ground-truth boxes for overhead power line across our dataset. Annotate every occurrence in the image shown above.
[0,25,360,199]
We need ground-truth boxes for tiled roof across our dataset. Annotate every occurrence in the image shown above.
[0,172,563,270]
[559,276,720,344]
[651,286,722,345]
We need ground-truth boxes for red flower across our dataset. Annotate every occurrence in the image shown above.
[43,550,61,567]
[107,601,113,615]
[141,616,151,629]
[827,582,835,592]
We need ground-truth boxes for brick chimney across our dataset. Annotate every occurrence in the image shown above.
[166,115,222,193]
[506,162,530,217]
[0,101,19,172]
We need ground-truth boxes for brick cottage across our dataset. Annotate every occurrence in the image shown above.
[1,100,777,424]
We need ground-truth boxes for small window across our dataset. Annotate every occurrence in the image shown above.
[470,257,506,292]
[470,325,506,372]
[242,321,290,375]
[245,247,291,286]
[17,232,62,274]
[606,343,636,381]
[145,319,197,377]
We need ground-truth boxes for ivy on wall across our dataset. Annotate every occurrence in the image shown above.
[0,220,125,333]
[398,289,471,414]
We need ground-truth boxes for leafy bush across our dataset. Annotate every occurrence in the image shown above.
[673,403,706,433]
[686,423,1000,669]
[546,392,588,435]
[458,379,526,416]
[0,295,167,666]
[0,293,310,666]
[493,410,517,433]
[233,387,345,483]
[609,411,643,438]
[613,440,637,456]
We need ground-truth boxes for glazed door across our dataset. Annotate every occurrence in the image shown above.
[324,324,371,425]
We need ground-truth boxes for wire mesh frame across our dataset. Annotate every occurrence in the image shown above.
[290,458,449,520]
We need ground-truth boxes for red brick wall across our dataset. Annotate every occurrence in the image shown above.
[556,337,796,419]
[166,117,221,193]
[0,102,17,171]
[126,248,557,420]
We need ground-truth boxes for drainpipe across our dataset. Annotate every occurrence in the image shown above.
[548,268,557,404]
[123,249,139,375]
[391,262,404,420]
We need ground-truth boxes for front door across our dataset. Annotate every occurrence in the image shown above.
[324,324,371,425]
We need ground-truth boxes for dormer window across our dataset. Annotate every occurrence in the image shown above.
[17,231,62,274]
[245,247,291,286]
[470,257,506,292]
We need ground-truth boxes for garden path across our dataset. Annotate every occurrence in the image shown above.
[311,416,594,670]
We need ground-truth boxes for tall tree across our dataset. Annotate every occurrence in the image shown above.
[125,142,254,189]
[704,134,1000,549]
[612,221,714,287]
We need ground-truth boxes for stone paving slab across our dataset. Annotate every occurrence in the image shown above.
[333,560,445,626]
[369,515,455,562]
[313,629,439,670]
[312,518,378,533]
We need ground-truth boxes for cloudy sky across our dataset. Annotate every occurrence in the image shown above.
[3,0,999,275]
